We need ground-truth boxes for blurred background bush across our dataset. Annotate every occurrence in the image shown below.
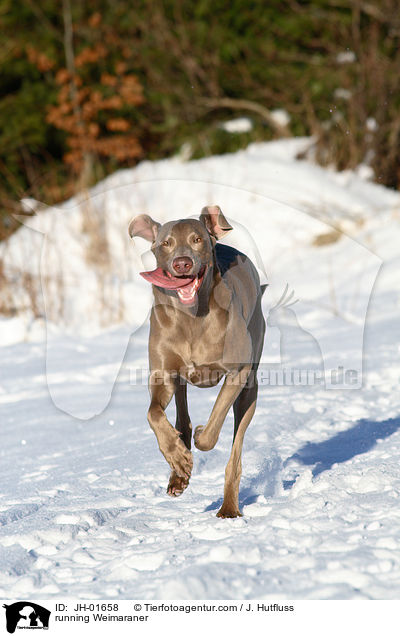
[1,0,399,240]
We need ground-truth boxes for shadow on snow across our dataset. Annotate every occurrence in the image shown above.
[204,418,400,510]
[287,416,400,480]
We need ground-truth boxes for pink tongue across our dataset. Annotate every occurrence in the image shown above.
[140,267,195,290]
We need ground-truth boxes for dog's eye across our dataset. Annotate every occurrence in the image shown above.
[193,236,202,243]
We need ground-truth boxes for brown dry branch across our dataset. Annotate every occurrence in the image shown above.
[202,97,291,137]
[0,257,14,316]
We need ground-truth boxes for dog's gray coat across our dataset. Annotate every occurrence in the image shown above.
[129,206,265,517]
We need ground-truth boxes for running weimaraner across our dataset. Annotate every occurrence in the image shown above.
[129,206,265,517]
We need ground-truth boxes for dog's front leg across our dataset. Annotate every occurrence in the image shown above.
[147,370,193,482]
[168,378,192,496]
[194,365,251,452]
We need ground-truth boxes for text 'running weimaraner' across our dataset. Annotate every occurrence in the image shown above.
[129,206,266,518]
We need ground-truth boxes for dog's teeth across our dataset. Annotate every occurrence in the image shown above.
[176,274,202,304]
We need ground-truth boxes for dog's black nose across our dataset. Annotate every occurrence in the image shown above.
[172,256,193,274]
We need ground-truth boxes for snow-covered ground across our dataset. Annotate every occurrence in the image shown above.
[0,138,400,599]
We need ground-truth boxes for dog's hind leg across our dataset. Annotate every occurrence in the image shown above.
[217,369,258,518]
[168,378,192,496]
[175,378,192,450]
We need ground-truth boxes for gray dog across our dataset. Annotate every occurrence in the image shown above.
[129,206,265,517]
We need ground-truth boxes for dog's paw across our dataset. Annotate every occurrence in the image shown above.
[165,438,193,480]
[193,425,204,448]
[167,470,190,497]
[216,506,243,519]
[194,425,215,451]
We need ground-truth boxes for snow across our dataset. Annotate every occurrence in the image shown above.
[0,316,27,346]
[219,117,253,133]
[333,88,352,101]
[0,138,400,599]
[270,109,291,127]
[366,117,378,132]
[336,51,356,64]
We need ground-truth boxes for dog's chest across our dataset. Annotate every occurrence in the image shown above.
[182,351,227,387]
[189,334,224,365]
[184,311,234,384]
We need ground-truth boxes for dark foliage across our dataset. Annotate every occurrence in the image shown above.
[1,0,399,239]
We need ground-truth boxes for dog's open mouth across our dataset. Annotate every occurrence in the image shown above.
[140,266,206,305]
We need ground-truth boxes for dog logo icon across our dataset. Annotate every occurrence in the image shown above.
[3,602,51,633]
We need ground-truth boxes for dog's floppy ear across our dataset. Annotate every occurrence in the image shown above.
[200,205,233,240]
[128,214,161,242]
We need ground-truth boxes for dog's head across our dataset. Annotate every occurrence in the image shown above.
[129,206,232,306]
